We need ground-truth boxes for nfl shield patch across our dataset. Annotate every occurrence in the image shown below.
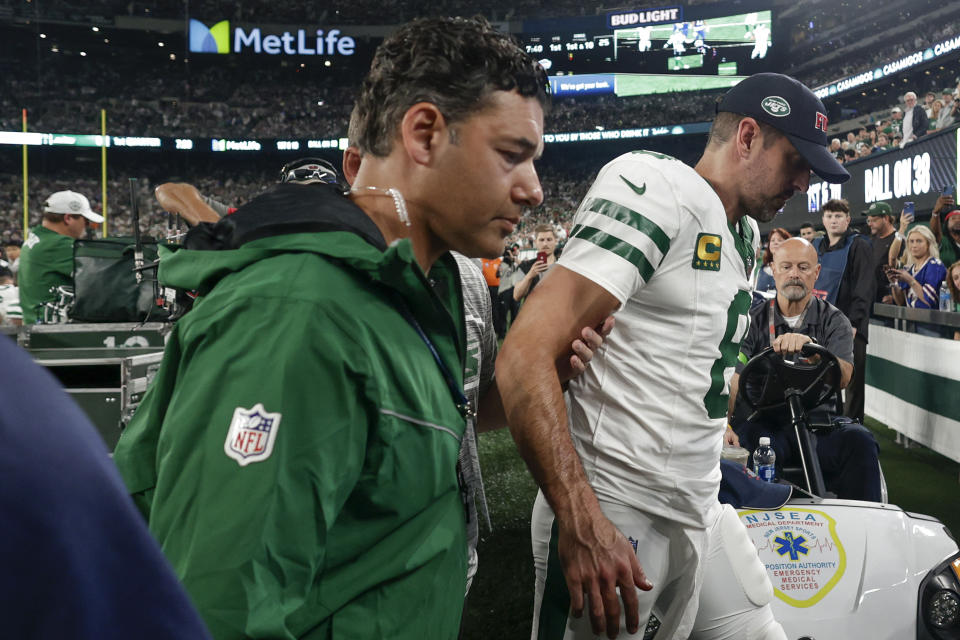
[224,403,282,466]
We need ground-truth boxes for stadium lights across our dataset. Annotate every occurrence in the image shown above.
[324,60,332,67]
[104,38,109,43]
[92,26,99,32]
[80,51,87,57]
[51,46,58,52]
[158,42,164,47]
[169,53,176,60]
[317,100,324,106]
[300,63,305,68]
[39,33,46,39]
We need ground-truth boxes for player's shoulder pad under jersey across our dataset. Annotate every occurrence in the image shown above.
[574,150,698,237]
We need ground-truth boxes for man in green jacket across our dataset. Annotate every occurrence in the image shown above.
[18,190,103,323]
[113,16,549,639]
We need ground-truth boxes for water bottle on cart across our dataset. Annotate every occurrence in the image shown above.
[753,437,776,483]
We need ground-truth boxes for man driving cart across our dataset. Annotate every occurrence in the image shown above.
[728,237,882,501]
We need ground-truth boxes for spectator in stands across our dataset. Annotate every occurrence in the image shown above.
[892,132,903,148]
[513,223,558,304]
[888,225,946,337]
[930,195,960,269]
[730,238,881,502]
[0,265,21,326]
[876,132,891,150]
[756,227,791,293]
[901,91,929,147]
[946,260,960,314]
[928,100,944,133]
[2,241,20,277]
[924,91,936,117]
[885,108,903,139]
[813,198,874,421]
[829,138,842,159]
[18,190,103,324]
[497,243,522,329]
[799,222,817,241]
[946,261,960,341]
[865,202,900,308]
[843,148,857,163]
[940,88,957,128]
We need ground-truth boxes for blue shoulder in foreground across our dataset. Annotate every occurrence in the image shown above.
[0,335,211,640]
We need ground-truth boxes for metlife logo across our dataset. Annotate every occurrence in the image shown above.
[188,19,356,56]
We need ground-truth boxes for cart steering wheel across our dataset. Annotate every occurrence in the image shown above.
[738,342,841,416]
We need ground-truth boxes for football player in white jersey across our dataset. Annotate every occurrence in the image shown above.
[497,73,849,639]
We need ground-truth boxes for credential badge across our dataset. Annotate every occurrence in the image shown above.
[224,403,282,466]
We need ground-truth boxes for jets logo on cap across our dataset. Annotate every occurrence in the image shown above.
[761,96,791,117]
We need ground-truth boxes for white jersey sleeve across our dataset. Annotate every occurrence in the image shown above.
[558,152,685,305]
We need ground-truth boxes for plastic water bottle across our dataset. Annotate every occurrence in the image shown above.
[940,283,952,311]
[753,437,776,483]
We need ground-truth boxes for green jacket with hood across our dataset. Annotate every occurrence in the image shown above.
[112,184,468,639]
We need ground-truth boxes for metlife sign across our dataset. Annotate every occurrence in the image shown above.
[189,19,356,56]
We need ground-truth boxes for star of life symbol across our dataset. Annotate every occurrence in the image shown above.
[224,403,282,466]
[774,531,809,561]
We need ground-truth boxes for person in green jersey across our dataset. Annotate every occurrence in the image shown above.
[17,190,102,323]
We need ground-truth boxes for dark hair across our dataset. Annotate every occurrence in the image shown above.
[843,148,857,159]
[42,212,66,223]
[3,240,21,248]
[823,198,850,215]
[706,111,784,149]
[799,222,815,230]
[352,16,550,158]
[0,265,13,280]
[763,227,791,266]
[948,261,960,306]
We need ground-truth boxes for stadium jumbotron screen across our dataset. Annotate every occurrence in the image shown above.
[524,9,774,96]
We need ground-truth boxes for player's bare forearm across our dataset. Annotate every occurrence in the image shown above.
[497,315,600,521]
[497,267,649,637]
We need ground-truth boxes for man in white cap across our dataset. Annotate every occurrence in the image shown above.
[18,190,103,324]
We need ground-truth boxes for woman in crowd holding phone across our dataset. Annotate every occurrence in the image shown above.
[887,225,947,335]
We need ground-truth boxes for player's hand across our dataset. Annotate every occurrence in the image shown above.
[558,513,652,639]
[561,316,615,383]
[771,332,812,356]
[724,424,740,447]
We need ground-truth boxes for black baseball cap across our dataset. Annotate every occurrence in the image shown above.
[717,73,850,184]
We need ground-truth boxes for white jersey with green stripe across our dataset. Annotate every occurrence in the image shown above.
[559,150,758,528]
